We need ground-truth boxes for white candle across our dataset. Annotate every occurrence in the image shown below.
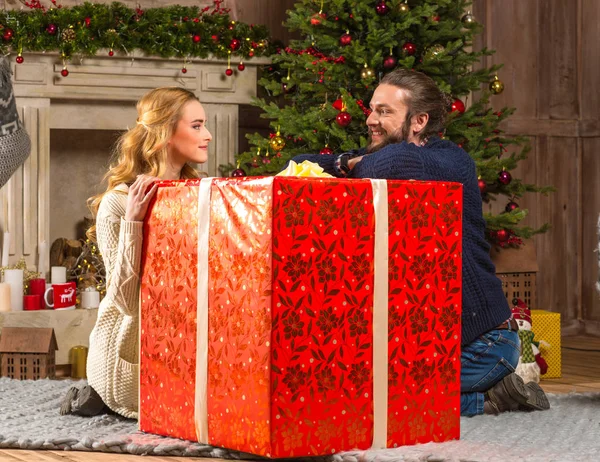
[38,240,47,278]
[4,269,23,311]
[51,266,67,284]
[2,232,10,267]
[0,282,10,312]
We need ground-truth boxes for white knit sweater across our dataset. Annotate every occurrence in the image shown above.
[86,184,142,419]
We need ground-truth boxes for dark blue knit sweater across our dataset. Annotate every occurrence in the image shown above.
[291,137,511,346]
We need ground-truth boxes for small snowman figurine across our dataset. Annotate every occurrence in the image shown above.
[512,298,549,384]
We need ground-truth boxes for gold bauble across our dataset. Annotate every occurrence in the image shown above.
[270,135,286,151]
[398,2,410,13]
[424,44,445,61]
[61,27,76,43]
[361,64,375,79]
[489,75,505,94]
[461,11,476,26]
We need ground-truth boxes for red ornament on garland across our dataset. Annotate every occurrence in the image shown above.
[402,42,416,56]
[336,111,352,127]
[238,62,245,71]
[108,49,114,57]
[478,178,487,194]
[383,55,397,70]
[225,68,233,76]
[46,24,57,35]
[193,34,201,43]
[451,98,465,113]
[3,28,14,41]
[496,229,509,242]
[61,68,69,77]
[505,201,519,212]
[375,1,390,15]
[339,33,352,47]
[498,170,512,185]
[84,17,91,28]
[181,67,188,74]
[16,55,24,64]
[231,168,246,177]
[320,146,334,155]
[230,38,241,51]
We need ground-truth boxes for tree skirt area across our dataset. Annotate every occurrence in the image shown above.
[0,378,598,461]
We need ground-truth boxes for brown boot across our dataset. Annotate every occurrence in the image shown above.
[484,373,550,415]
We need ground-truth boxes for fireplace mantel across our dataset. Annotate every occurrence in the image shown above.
[4,51,268,272]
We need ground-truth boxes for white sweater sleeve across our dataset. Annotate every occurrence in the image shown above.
[96,190,143,318]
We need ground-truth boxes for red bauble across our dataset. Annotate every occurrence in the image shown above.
[336,111,352,127]
[84,17,91,28]
[332,98,344,111]
[431,15,440,22]
[340,33,352,47]
[108,50,114,57]
[496,229,509,242]
[498,170,512,185]
[238,63,245,71]
[3,28,14,41]
[383,55,397,70]
[193,34,201,43]
[310,12,326,25]
[61,69,69,77]
[402,42,416,55]
[46,24,57,35]
[320,147,334,155]
[451,98,465,113]
[181,67,188,73]
[211,34,219,42]
[505,201,519,212]
[230,38,241,50]
[231,168,246,177]
[375,1,390,15]
[478,179,487,194]
[16,55,23,64]
[225,68,233,76]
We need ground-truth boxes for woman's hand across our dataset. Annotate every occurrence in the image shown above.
[124,174,159,222]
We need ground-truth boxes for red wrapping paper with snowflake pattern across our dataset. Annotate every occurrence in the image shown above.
[139,176,462,458]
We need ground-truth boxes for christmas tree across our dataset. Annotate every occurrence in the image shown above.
[233,0,552,247]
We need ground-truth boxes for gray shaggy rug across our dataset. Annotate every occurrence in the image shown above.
[0,377,599,461]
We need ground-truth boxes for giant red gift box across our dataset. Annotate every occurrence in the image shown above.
[140,176,463,458]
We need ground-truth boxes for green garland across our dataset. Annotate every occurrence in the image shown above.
[0,2,273,66]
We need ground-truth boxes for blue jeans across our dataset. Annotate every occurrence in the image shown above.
[460,328,521,416]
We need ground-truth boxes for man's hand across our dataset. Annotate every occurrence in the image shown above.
[348,156,364,170]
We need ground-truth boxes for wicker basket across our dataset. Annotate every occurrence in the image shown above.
[490,241,538,309]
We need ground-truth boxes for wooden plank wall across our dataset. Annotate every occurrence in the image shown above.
[473,0,600,331]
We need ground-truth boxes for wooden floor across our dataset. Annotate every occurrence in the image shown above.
[2,335,600,462]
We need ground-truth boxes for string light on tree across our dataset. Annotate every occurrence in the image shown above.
[489,75,505,94]
[361,63,375,79]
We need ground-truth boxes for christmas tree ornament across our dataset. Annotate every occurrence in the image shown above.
[16,54,24,64]
[375,1,390,16]
[383,55,397,70]
[61,26,76,43]
[230,38,241,51]
[238,62,245,71]
[451,98,465,113]
[489,74,505,94]
[398,1,410,13]
[84,17,91,28]
[332,98,344,111]
[320,145,333,155]
[181,66,187,74]
[431,15,440,22]
[340,32,352,47]
[46,24,57,35]
[225,52,233,76]
[478,177,486,194]
[225,68,233,76]
[505,201,519,212]
[402,42,416,56]
[424,44,445,61]
[461,11,476,26]
[231,168,246,177]
[336,111,352,127]
[61,67,69,77]
[3,28,14,41]
[496,229,509,242]
[361,63,375,79]
[108,49,114,57]
[498,169,512,185]
[270,128,286,151]
[193,34,201,43]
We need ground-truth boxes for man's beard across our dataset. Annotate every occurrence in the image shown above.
[366,125,409,154]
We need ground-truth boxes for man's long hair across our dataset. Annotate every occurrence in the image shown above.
[379,69,453,141]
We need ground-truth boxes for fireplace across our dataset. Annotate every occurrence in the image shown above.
[4,51,267,273]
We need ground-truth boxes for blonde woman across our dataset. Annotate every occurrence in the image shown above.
[61,87,212,418]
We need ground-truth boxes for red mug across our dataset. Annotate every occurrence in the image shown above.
[44,282,77,310]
